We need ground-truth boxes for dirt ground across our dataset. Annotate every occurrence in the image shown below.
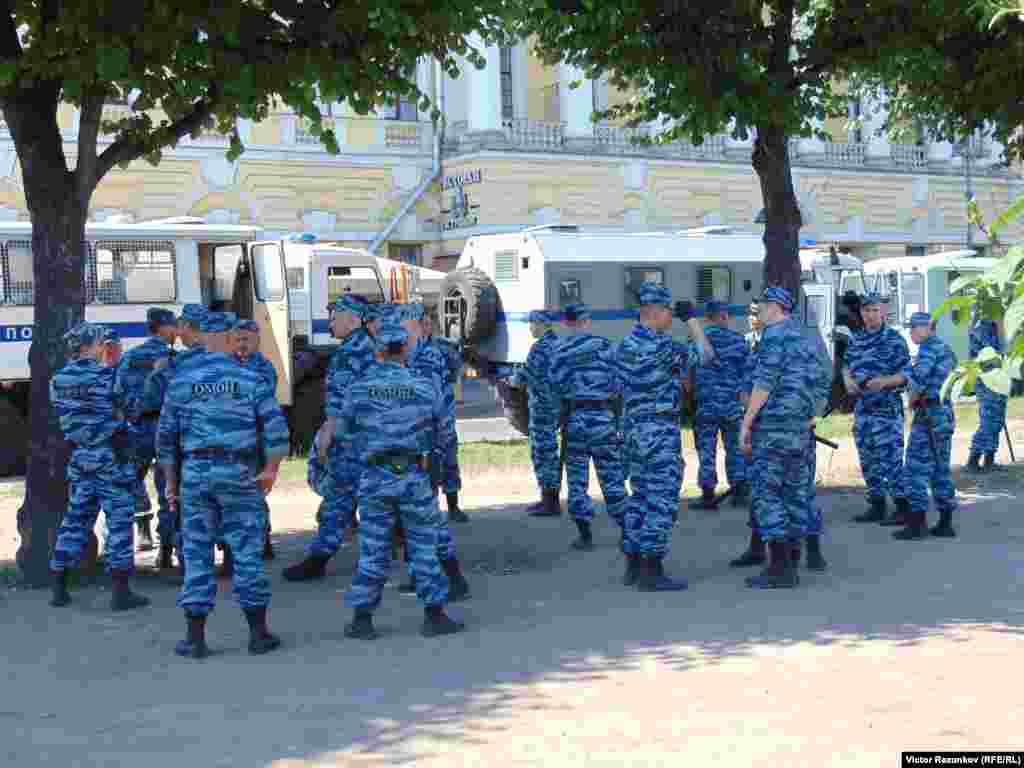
[1,426,1022,766]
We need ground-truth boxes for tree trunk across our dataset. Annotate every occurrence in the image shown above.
[6,89,91,586]
[752,124,802,299]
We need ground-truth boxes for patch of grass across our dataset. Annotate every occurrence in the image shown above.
[459,440,531,470]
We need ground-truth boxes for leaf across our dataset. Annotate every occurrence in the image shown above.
[975,345,1000,364]
[940,370,960,401]
[951,375,966,402]
[989,196,1024,238]
[985,246,1024,292]
[1004,293,1024,343]
[963,365,978,396]
[948,273,982,296]
[934,294,976,321]
[1008,355,1024,380]
[980,366,1012,396]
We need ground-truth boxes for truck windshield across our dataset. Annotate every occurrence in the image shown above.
[327,266,385,305]
[900,272,925,325]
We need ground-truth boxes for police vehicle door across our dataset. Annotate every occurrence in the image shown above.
[248,241,293,405]
[801,283,834,362]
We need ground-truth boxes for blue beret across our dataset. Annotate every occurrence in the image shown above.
[705,299,726,315]
[376,321,409,346]
[147,307,176,327]
[200,312,234,333]
[99,325,120,344]
[330,294,370,319]
[861,292,883,307]
[638,282,672,307]
[179,304,207,324]
[909,311,933,327]
[563,303,591,322]
[233,319,259,333]
[761,286,795,312]
[64,321,102,352]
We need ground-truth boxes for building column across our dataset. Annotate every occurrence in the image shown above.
[863,91,891,167]
[466,35,503,136]
[559,63,595,145]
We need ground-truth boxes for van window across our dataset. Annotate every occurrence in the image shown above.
[624,267,664,308]
[840,271,865,297]
[91,241,176,303]
[286,267,305,290]
[900,272,925,324]
[212,244,243,303]
[4,241,34,305]
[697,266,731,302]
[327,265,385,305]
[252,243,285,302]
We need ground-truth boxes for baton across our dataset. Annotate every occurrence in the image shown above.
[1004,423,1016,463]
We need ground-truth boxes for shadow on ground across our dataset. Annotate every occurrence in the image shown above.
[2,466,1024,767]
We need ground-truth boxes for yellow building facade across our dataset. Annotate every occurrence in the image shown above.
[0,45,1019,270]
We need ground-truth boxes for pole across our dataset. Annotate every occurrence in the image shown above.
[966,130,974,249]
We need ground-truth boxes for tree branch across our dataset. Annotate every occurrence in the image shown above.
[74,89,106,196]
[94,85,222,181]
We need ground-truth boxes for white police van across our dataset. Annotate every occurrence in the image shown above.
[0,219,446,474]
[439,225,851,434]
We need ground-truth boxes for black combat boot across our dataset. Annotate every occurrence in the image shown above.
[441,557,471,601]
[745,541,799,589]
[157,544,174,570]
[136,517,155,551]
[217,544,234,579]
[892,508,928,540]
[983,453,1006,472]
[50,569,71,607]
[447,492,469,523]
[244,607,282,655]
[930,508,957,538]
[731,481,751,508]
[622,554,641,586]
[853,498,886,523]
[421,605,465,637]
[790,542,802,567]
[804,535,827,572]
[344,609,377,640]
[529,489,562,517]
[690,487,718,511]
[730,513,767,567]
[110,570,150,611]
[175,613,209,659]
[571,519,594,551]
[637,556,689,592]
[965,452,983,473]
[881,497,910,527]
[282,553,330,582]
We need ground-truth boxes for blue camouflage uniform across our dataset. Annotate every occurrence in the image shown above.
[307,297,377,558]
[342,322,449,613]
[903,313,958,528]
[425,333,463,494]
[514,310,562,493]
[969,318,1007,459]
[114,308,176,536]
[690,301,750,492]
[550,303,627,528]
[749,288,828,542]
[616,286,687,559]
[50,323,138,575]
[845,295,911,507]
[157,312,290,617]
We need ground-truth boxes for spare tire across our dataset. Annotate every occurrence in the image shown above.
[0,398,27,477]
[439,267,497,345]
[496,380,530,436]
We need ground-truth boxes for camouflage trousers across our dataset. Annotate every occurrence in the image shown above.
[694,415,747,490]
[907,408,957,516]
[441,434,462,494]
[51,449,136,573]
[346,467,448,611]
[565,410,627,525]
[307,443,358,558]
[970,382,1007,456]
[177,457,270,616]
[853,410,905,503]
[623,418,680,557]
[528,407,562,492]
[751,428,812,542]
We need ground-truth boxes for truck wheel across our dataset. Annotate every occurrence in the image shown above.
[496,380,530,437]
[0,398,27,477]
[287,376,326,457]
[439,267,498,345]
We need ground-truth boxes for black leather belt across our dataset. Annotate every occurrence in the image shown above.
[368,451,429,474]
[572,399,614,409]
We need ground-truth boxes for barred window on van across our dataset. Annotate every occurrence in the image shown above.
[90,241,176,304]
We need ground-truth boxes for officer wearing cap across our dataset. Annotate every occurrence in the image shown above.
[511,309,563,517]
[843,292,912,525]
[341,320,464,640]
[158,311,290,659]
[420,309,467,523]
[114,307,178,553]
[283,294,377,581]
[615,283,700,591]
[966,311,1007,473]
[885,311,960,539]
[50,322,150,611]
[739,286,830,589]
[547,302,627,552]
[688,299,751,510]
[139,303,209,577]
[398,302,471,601]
